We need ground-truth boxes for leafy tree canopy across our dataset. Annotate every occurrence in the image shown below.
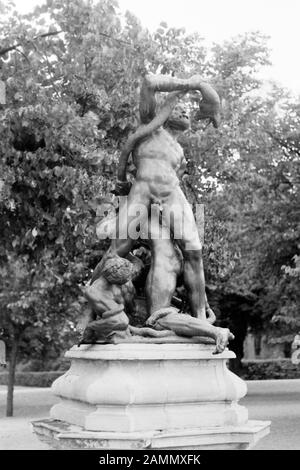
[0,0,299,369]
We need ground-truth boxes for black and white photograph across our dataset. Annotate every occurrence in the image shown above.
[0,0,299,457]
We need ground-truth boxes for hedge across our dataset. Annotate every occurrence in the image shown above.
[0,371,64,387]
[240,359,300,380]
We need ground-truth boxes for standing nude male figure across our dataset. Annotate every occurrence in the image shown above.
[112,74,221,321]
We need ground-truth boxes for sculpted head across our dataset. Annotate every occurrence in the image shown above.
[101,256,135,285]
[166,104,190,131]
[166,101,221,131]
[101,254,143,285]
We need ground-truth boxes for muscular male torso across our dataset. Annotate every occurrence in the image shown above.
[132,128,187,201]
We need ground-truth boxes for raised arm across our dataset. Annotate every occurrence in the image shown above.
[117,90,184,182]
[116,74,221,186]
[194,81,221,128]
[139,74,220,126]
[139,74,198,124]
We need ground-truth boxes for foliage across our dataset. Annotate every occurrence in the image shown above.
[0,0,299,378]
[240,359,300,380]
[181,33,300,345]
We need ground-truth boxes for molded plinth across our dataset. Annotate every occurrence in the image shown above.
[50,343,247,432]
[32,343,270,449]
[32,418,270,450]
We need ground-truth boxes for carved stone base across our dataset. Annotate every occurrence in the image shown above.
[32,343,270,449]
[32,418,270,450]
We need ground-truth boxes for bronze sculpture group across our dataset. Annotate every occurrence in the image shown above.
[80,74,234,354]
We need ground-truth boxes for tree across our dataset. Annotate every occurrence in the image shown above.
[1,0,299,406]
[0,0,212,415]
[0,0,128,415]
[178,32,299,360]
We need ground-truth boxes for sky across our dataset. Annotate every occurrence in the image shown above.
[11,0,300,94]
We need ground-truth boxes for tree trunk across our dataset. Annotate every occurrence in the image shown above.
[6,337,19,417]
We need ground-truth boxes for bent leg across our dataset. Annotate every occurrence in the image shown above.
[90,182,150,284]
[163,188,206,319]
[111,180,151,257]
[182,249,206,319]
[156,313,234,353]
[146,218,181,314]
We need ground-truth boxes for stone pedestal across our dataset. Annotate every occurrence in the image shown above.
[32,343,270,449]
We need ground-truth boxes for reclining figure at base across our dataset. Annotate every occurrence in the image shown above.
[80,253,234,354]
